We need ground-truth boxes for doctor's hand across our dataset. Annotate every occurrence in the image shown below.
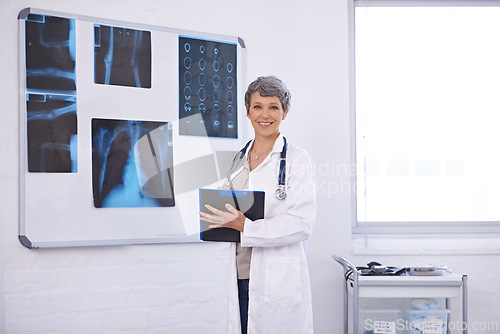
[199,203,246,232]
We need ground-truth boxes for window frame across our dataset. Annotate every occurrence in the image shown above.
[349,0,500,236]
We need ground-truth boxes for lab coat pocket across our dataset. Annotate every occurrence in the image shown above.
[264,256,302,303]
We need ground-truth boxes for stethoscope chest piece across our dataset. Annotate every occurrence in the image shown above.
[275,185,287,200]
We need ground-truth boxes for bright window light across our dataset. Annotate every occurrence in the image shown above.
[355,6,500,223]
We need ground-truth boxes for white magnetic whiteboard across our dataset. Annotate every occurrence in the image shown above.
[18,7,248,248]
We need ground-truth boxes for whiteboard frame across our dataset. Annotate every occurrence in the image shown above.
[18,7,248,248]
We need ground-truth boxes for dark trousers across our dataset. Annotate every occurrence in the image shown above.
[237,279,249,334]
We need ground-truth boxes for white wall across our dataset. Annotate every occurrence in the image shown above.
[1,0,500,333]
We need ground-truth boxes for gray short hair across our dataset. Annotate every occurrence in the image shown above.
[244,76,291,114]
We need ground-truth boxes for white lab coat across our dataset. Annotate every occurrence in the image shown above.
[226,134,317,334]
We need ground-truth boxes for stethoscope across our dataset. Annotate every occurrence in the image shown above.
[224,137,288,200]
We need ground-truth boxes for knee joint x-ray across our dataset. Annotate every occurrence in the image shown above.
[94,24,152,88]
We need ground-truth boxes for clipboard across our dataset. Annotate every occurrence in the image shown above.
[199,188,265,242]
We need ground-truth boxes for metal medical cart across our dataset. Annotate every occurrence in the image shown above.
[334,255,468,334]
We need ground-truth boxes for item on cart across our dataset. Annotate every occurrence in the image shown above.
[356,261,408,276]
[408,265,451,276]
[360,309,400,334]
[403,309,450,334]
[410,298,439,310]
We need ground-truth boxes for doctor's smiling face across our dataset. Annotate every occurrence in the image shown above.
[247,92,287,139]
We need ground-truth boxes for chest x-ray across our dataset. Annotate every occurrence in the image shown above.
[92,118,174,208]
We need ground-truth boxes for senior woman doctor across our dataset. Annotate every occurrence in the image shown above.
[200,76,317,334]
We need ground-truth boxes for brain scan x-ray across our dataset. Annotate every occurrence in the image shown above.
[92,119,174,208]
[25,14,76,94]
[179,36,237,138]
[94,24,152,88]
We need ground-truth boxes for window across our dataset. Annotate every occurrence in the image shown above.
[352,0,500,234]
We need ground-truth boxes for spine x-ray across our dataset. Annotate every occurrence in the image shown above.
[25,14,77,173]
[25,14,76,94]
[26,93,77,173]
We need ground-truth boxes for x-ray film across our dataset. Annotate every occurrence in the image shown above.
[94,24,152,88]
[92,119,174,208]
[25,14,76,94]
[179,36,237,138]
[26,93,78,173]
